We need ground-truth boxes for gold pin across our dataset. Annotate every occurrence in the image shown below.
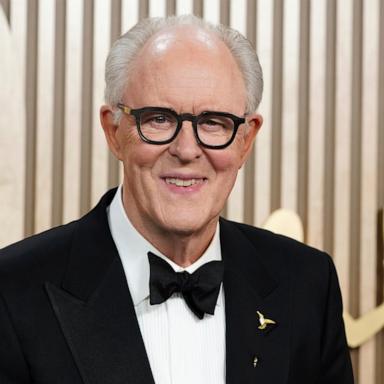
[253,356,258,368]
[257,310,276,330]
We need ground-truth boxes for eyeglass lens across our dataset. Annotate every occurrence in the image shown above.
[139,110,235,146]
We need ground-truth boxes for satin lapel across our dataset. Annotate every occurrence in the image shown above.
[46,189,155,384]
[221,219,291,384]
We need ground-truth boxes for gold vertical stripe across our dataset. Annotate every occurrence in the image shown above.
[52,0,66,226]
[24,0,39,237]
[80,0,94,214]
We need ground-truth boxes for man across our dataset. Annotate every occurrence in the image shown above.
[0,15,353,384]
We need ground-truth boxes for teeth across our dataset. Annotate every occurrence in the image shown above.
[165,178,203,187]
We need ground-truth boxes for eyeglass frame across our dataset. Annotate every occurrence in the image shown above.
[116,103,246,150]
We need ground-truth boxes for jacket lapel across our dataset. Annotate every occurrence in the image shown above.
[221,219,291,384]
[46,189,155,384]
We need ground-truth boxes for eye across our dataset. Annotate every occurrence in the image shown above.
[140,111,176,129]
[204,119,223,127]
[198,115,233,132]
[152,115,169,124]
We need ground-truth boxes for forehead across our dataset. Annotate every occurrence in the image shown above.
[125,26,246,112]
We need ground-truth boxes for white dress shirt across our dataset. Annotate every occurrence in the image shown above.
[107,186,226,384]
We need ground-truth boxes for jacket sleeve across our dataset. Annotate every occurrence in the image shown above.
[317,255,354,384]
[0,292,30,383]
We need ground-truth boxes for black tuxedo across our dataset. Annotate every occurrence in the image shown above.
[0,189,353,383]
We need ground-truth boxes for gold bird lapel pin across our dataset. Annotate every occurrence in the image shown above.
[257,310,276,330]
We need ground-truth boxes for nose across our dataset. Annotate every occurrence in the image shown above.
[168,121,203,162]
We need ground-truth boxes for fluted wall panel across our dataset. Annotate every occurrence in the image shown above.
[0,1,383,382]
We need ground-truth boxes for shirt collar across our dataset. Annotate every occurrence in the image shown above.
[107,185,222,307]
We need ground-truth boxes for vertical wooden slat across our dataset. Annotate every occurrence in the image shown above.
[193,0,203,17]
[218,0,232,220]
[307,0,326,250]
[297,0,310,233]
[270,0,283,212]
[204,0,219,23]
[377,211,384,383]
[63,0,82,223]
[379,0,384,213]
[254,0,272,225]
[176,0,192,15]
[35,0,54,233]
[80,0,94,214]
[358,1,380,382]
[166,0,176,16]
[149,0,166,17]
[0,0,10,24]
[243,0,256,225]
[378,4,384,373]
[91,0,111,206]
[281,0,299,212]
[349,0,363,316]
[349,0,363,375]
[220,0,230,26]
[225,0,246,222]
[139,0,149,19]
[122,0,139,31]
[108,0,122,190]
[24,0,39,237]
[0,0,26,246]
[322,0,336,255]
[52,0,66,226]
[334,0,353,316]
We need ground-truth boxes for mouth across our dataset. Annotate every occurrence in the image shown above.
[160,175,207,194]
[164,177,206,187]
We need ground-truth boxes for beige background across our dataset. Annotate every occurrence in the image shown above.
[0,0,383,382]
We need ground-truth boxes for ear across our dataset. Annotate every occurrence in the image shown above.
[239,113,263,167]
[100,105,123,160]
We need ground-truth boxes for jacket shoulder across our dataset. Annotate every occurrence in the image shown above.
[223,219,334,284]
[0,221,78,289]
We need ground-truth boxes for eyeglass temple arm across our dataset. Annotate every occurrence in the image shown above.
[117,103,131,115]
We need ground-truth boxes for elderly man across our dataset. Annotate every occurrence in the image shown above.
[0,15,352,384]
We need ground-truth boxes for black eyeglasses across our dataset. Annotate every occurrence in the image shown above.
[117,103,246,149]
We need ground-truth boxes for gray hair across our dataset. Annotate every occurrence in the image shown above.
[104,14,263,119]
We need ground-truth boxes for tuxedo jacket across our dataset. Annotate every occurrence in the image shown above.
[0,189,353,384]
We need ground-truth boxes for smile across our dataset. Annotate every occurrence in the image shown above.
[165,177,206,187]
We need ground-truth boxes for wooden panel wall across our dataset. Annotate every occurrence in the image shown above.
[0,0,383,382]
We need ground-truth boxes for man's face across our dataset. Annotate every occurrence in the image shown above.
[102,26,262,239]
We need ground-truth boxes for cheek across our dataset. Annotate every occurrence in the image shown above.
[122,138,166,176]
[207,147,243,174]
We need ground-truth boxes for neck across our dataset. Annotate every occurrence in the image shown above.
[150,225,218,267]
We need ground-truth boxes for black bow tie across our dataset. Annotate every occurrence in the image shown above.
[148,252,224,319]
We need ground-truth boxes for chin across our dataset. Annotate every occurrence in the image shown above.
[160,216,211,236]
